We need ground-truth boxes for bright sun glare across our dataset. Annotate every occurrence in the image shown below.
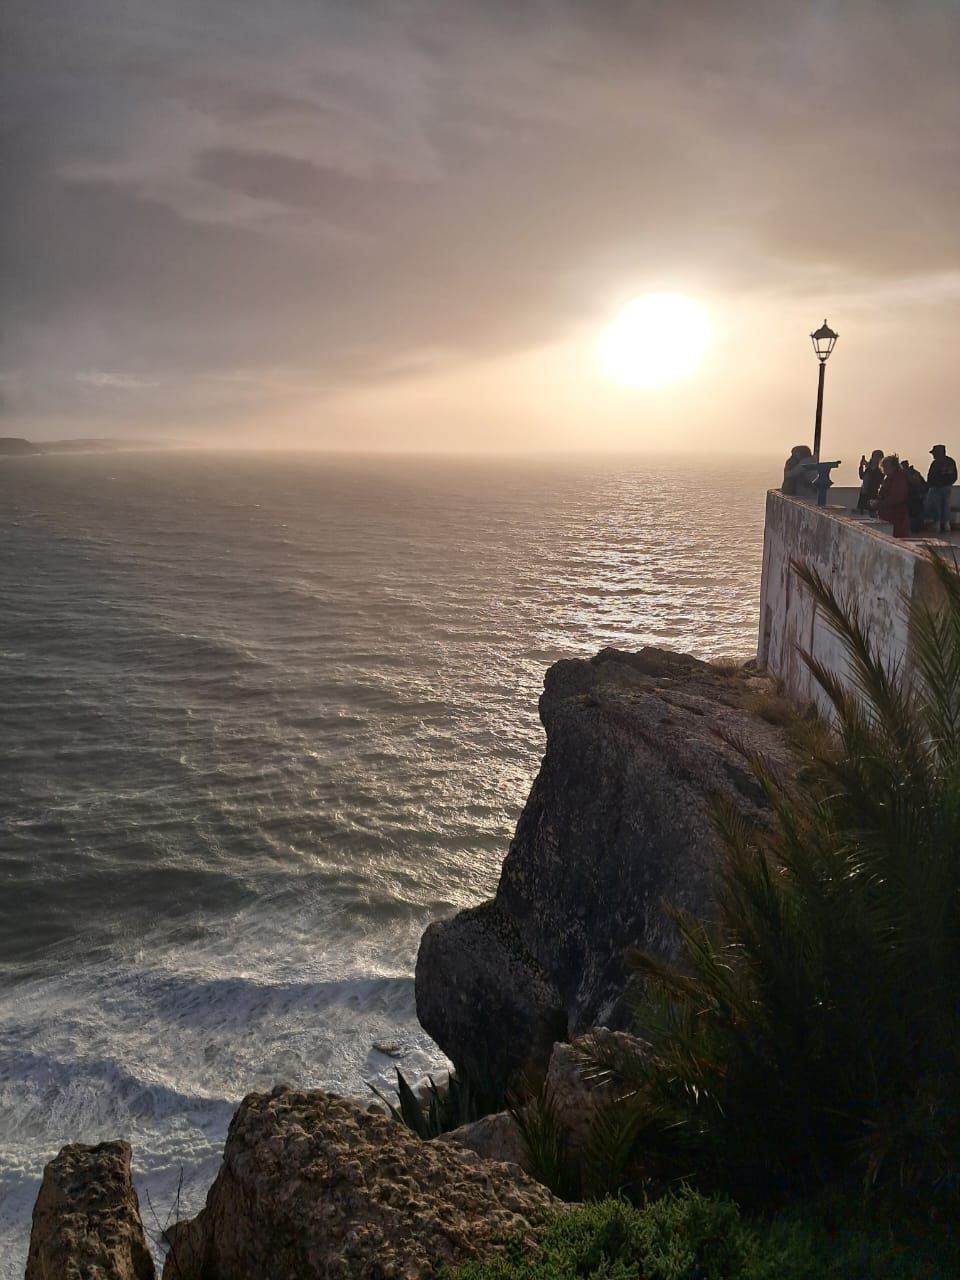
[598,293,709,387]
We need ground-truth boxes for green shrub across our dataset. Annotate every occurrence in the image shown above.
[581,552,960,1205]
[444,1190,957,1279]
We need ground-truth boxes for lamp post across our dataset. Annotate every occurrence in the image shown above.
[810,319,838,461]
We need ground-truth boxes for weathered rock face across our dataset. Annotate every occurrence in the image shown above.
[415,901,568,1090]
[162,1086,557,1280]
[416,648,793,1087]
[435,1111,530,1172]
[25,1140,155,1280]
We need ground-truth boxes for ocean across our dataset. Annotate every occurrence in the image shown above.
[0,451,768,1273]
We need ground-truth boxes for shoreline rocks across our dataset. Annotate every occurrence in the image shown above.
[435,1110,530,1172]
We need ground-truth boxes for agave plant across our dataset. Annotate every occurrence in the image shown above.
[581,551,960,1205]
[368,1057,505,1140]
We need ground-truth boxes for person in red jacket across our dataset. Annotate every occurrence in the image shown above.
[874,454,910,538]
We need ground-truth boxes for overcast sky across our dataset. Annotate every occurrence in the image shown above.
[2,1,957,459]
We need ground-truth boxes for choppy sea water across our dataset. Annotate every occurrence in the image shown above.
[0,451,769,1273]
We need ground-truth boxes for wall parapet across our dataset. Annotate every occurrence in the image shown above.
[757,491,953,712]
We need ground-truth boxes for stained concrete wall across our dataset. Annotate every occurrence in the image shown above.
[757,491,948,713]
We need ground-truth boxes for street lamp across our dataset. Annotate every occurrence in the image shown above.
[810,319,838,461]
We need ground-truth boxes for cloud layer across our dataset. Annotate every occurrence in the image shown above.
[2,0,957,450]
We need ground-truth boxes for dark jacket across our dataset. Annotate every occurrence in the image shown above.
[904,467,927,517]
[859,465,883,503]
[927,455,957,487]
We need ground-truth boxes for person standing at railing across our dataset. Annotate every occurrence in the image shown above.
[857,449,884,512]
[901,460,928,534]
[874,455,910,538]
[926,444,957,534]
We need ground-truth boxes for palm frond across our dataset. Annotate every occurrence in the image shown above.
[602,551,960,1206]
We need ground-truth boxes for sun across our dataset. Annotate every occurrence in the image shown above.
[598,293,709,387]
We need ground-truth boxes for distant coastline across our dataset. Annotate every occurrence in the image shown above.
[0,436,178,456]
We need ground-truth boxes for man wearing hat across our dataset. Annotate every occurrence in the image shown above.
[926,444,958,534]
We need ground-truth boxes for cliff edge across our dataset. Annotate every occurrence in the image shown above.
[416,647,794,1088]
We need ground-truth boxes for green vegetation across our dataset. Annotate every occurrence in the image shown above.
[509,1078,643,1203]
[368,1063,504,1140]
[744,688,795,727]
[509,1081,579,1201]
[581,552,960,1206]
[445,1189,956,1280]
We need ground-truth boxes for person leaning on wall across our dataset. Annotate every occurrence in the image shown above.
[782,445,818,497]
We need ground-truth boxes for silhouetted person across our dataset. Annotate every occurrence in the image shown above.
[901,460,927,534]
[875,454,910,538]
[857,449,884,512]
[782,444,817,496]
[926,444,957,533]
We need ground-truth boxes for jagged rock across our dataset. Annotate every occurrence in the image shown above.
[25,1140,155,1280]
[162,1086,558,1279]
[435,1111,530,1173]
[416,648,793,1089]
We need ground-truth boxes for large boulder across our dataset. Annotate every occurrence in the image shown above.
[416,648,793,1089]
[25,1140,155,1280]
[162,1086,558,1280]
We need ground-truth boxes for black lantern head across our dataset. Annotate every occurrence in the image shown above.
[810,319,838,362]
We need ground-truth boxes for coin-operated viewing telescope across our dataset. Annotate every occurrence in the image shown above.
[812,459,841,506]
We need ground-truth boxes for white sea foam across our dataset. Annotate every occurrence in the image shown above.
[0,912,449,1274]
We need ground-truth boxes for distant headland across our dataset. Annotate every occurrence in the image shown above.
[0,436,175,455]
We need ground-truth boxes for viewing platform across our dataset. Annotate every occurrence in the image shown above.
[758,488,959,712]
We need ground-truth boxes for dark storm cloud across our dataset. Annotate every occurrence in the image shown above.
[1,0,957,435]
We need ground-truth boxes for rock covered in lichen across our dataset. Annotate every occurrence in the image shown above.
[25,1140,155,1280]
[162,1086,558,1279]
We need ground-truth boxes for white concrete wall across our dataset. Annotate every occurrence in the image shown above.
[757,491,944,713]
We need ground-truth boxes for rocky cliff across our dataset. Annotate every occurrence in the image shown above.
[162,1087,556,1279]
[416,647,793,1087]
